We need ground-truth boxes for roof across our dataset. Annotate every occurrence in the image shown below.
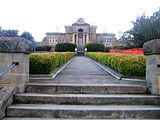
[96,33,116,36]
[46,32,65,35]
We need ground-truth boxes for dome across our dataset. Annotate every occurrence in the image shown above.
[76,18,85,24]
[72,18,89,26]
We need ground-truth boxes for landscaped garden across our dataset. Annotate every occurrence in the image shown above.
[86,52,146,77]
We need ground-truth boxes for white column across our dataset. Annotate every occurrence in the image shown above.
[72,33,75,44]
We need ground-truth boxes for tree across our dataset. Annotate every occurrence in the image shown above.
[0,28,19,37]
[129,9,160,47]
[119,32,134,48]
[5,29,19,37]
[20,31,34,41]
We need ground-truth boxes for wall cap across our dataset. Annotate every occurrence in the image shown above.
[143,39,160,55]
[0,37,34,54]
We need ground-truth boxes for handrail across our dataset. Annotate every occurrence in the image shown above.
[0,62,19,78]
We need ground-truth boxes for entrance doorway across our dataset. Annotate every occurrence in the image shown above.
[78,29,83,47]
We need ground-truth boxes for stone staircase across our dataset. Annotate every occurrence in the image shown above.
[4,82,160,119]
[77,46,84,56]
[4,57,160,119]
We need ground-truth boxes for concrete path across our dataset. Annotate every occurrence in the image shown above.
[31,56,146,85]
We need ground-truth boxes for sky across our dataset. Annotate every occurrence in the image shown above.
[0,0,160,42]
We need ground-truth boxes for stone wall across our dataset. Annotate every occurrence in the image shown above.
[0,37,33,93]
[65,33,72,43]
[0,86,16,119]
[0,53,29,92]
[143,39,160,95]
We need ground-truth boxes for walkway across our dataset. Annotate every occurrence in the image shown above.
[31,56,146,85]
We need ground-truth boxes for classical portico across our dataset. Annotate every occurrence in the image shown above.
[65,18,96,48]
[72,29,89,47]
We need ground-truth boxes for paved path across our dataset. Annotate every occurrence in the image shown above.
[53,56,117,84]
[31,56,146,85]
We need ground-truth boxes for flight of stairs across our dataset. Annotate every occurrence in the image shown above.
[77,46,85,56]
[4,82,160,119]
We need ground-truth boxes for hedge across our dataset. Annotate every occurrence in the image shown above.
[104,47,111,52]
[30,52,75,74]
[35,46,52,51]
[85,43,104,52]
[86,52,146,77]
[55,43,77,52]
[0,85,3,90]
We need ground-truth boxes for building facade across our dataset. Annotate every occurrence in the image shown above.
[37,18,116,48]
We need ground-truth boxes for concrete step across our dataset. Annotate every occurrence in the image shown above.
[7,104,160,119]
[29,78,147,86]
[4,118,159,120]
[14,93,160,105]
[77,51,84,56]
[26,83,149,94]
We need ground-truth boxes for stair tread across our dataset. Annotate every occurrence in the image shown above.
[8,104,160,110]
[16,93,159,98]
[4,118,158,120]
[27,83,147,87]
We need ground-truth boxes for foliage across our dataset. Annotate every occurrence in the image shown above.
[0,27,19,37]
[86,52,146,77]
[119,32,134,48]
[104,47,111,52]
[113,45,126,50]
[0,85,3,90]
[129,9,160,47]
[35,46,52,51]
[85,43,104,52]
[55,43,77,52]
[0,27,34,42]
[20,31,34,41]
[29,52,75,74]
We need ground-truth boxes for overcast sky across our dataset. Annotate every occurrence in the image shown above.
[0,0,160,41]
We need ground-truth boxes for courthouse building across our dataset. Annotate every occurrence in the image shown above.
[37,18,117,48]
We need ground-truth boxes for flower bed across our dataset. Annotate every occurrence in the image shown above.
[86,52,146,77]
[30,52,75,74]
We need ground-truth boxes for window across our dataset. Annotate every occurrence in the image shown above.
[106,38,108,43]
[106,38,112,43]
[109,39,112,43]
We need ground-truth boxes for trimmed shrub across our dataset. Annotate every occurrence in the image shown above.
[86,52,146,77]
[29,52,75,74]
[113,45,126,50]
[0,85,3,90]
[104,47,111,52]
[55,43,77,52]
[85,43,104,52]
[35,46,52,51]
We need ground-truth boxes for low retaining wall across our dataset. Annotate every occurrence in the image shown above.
[0,86,16,119]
